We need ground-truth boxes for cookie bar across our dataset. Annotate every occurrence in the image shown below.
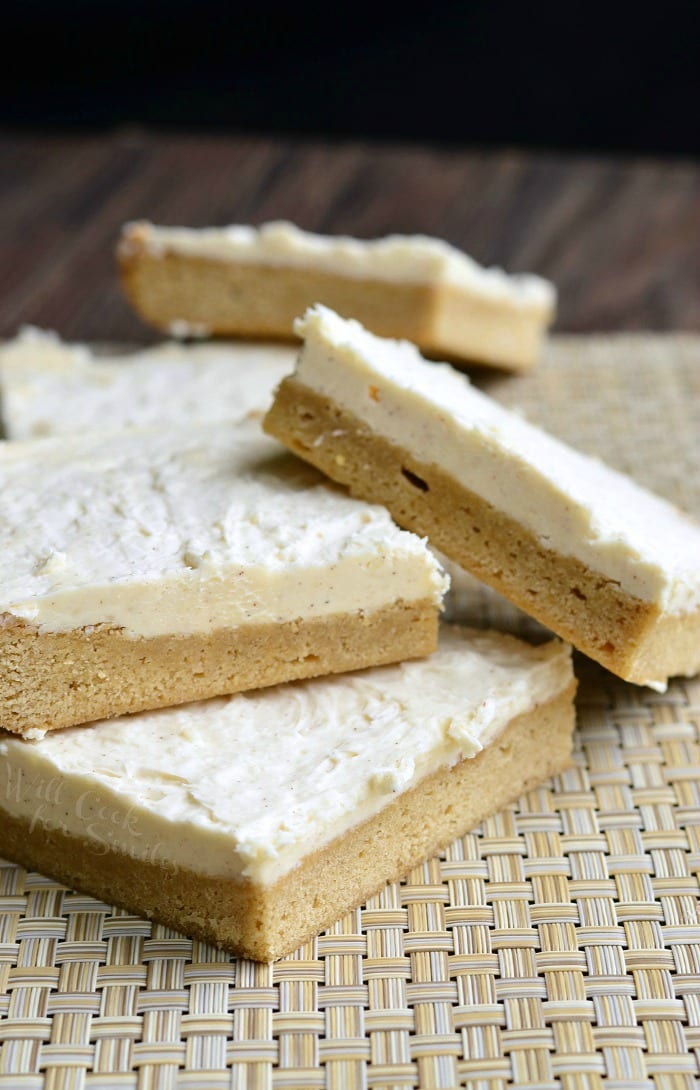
[0,625,575,961]
[264,306,700,690]
[0,327,295,439]
[118,220,556,371]
[0,420,445,736]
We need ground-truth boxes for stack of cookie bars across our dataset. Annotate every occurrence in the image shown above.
[0,222,697,961]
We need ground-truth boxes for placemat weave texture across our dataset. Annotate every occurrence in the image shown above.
[0,335,698,1089]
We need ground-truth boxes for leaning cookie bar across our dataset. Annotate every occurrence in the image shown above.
[118,220,556,370]
[0,420,445,736]
[264,306,700,690]
[0,626,575,961]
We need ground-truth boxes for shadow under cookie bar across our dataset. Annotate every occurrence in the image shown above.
[0,682,575,961]
[264,380,700,688]
[118,249,549,371]
[0,598,437,737]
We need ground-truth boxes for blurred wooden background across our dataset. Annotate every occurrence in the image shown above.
[1,131,698,341]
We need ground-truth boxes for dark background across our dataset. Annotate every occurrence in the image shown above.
[4,1,699,156]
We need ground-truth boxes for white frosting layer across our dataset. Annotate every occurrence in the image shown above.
[0,420,445,637]
[0,327,296,440]
[291,306,700,616]
[0,626,573,884]
[121,220,555,310]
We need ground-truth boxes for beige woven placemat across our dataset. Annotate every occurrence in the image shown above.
[0,335,698,1090]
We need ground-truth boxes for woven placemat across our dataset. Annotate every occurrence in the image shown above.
[0,334,698,1090]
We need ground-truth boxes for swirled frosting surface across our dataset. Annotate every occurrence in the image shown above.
[0,419,445,638]
[0,328,295,439]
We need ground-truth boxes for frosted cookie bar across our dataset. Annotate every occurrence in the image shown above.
[265,306,700,691]
[0,421,445,737]
[0,327,296,439]
[118,220,556,371]
[0,625,575,960]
